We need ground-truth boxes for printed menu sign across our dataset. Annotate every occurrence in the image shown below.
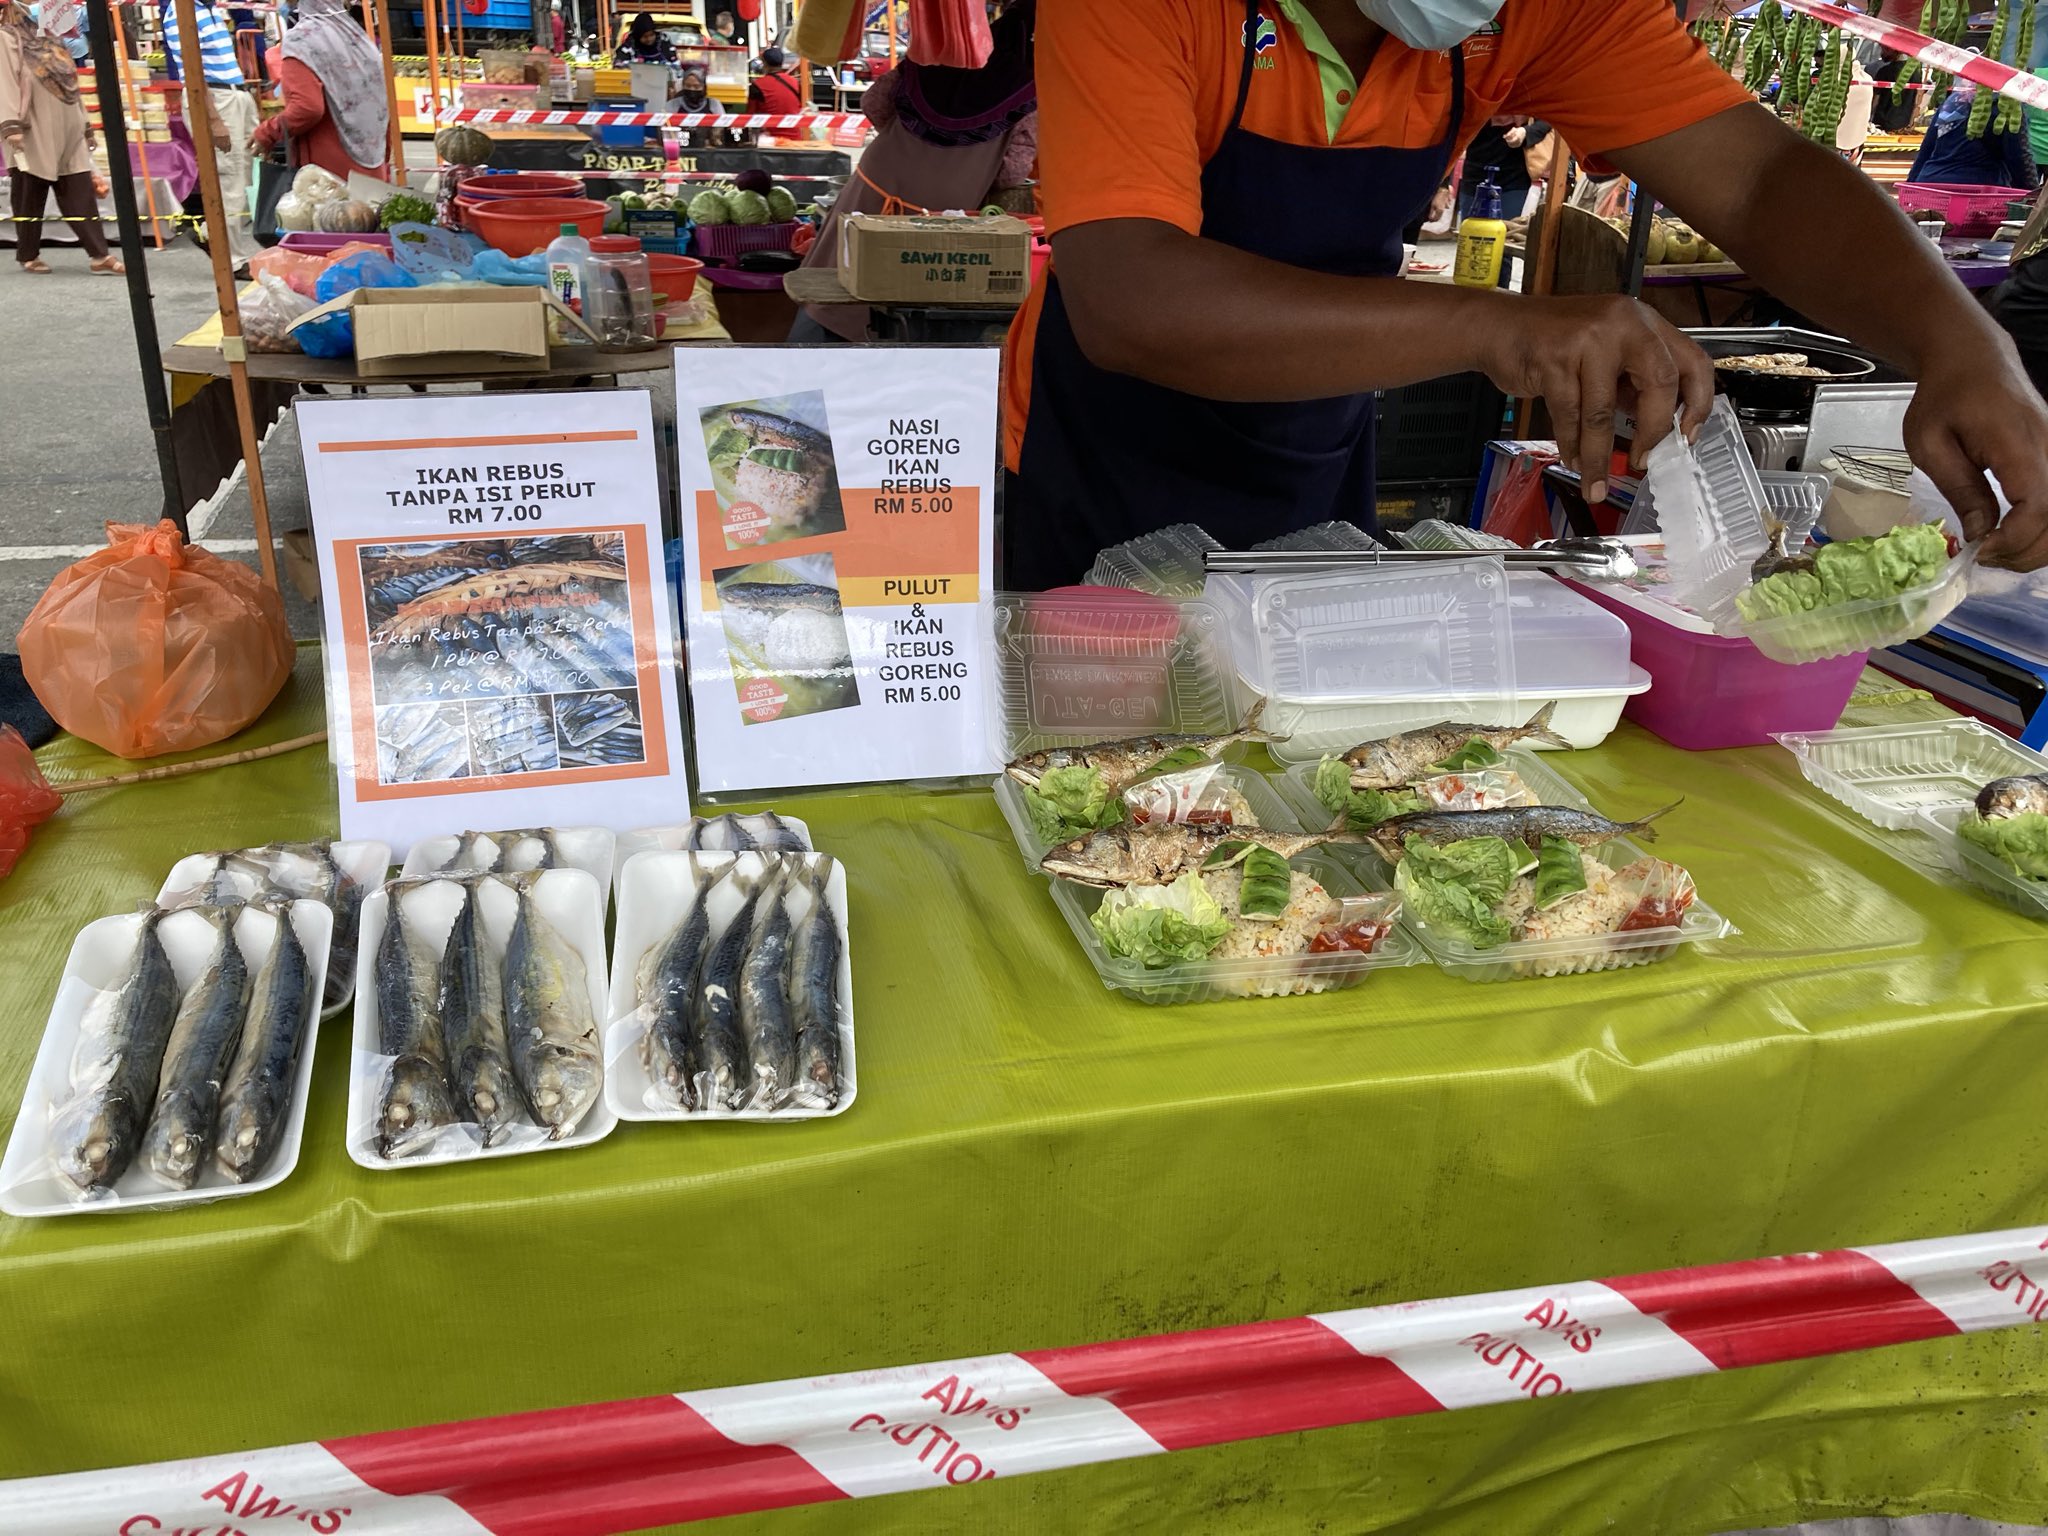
[674,347,1001,793]
[298,391,689,855]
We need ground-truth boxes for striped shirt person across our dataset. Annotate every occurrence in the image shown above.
[161,0,246,86]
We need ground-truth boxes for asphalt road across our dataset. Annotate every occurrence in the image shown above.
[0,238,324,648]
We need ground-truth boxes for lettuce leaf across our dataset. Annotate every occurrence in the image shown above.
[1311,756,1425,831]
[1534,834,1589,909]
[1238,846,1292,920]
[1024,765,1122,846]
[1395,857,1513,950]
[1139,746,1211,780]
[1089,873,1234,966]
[1425,739,1506,774]
[1312,756,1354,816]
[1404,835,1519,908]
[1959,811,2048,880]
[1737,521,1951,622]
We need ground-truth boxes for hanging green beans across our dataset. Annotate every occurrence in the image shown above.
[1895,0,1936,103]
[1805,27,1852,145]
[1745,2,1786,94]
[1970,0,2013,137]
[1993,0,2036,134]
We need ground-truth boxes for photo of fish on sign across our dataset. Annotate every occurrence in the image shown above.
[699,392,846,551]
[713,553,861,725]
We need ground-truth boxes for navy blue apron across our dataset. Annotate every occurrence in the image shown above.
[1006,0,1467,589]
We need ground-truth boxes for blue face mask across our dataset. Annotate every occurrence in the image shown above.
[1355,0,1503,51]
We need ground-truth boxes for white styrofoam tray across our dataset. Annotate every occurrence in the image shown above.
[604,850,855,1122]
[347,869,616,1168]
[401,826,615,895]
[1,900,333,1217]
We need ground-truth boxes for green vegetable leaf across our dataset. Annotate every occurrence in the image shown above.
[1958,811,2048,880]
[1238,847,1293,920]
[1534,835,1590,909]
[746,447,810,474]
[1088,874,1233,967]
[1201,840,1255,871]
[1737,521,1952,624]
[1506,839,1537,875]
[1024,765,1122,846]
[1395,858,1514,950]
[1403,836,1519,907]
[1141,746,1211,781]
[1310,756,1424,831]
[1425,739,1506,774]
[1312,756,1353,816]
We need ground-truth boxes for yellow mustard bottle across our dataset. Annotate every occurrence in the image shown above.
[1454,173,1507,289]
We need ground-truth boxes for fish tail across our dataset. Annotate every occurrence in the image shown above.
[1520,700,1572,750]
[1621,800,1683,842]
[806,854,837,902]
[1237,696,1274,742]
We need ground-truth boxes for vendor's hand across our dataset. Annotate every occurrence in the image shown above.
[1504,125,1527,148]
[1475,294,1716,502]
[1904,345,2048,571]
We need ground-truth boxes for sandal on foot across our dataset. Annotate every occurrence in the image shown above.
[18,259,50,274]
[90,256,125,275]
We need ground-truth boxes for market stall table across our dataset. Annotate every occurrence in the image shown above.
[1,661,2045,1534]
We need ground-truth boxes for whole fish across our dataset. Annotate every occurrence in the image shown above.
[214,903,315,1184]
[717,812,757,852]
[1041,822,1349,889]
[250,841,363,1013]
[50,910,183,1193]
[142,907,253,1189]
[718,583,846,654]
[1006,700,1271,794]
[501,877,603,1139]
[1363,803,1680,864]
[756,811,809,853]
[440,884,522,1146]
[1978,774,2048,820]
[1342,704,1570,790]
[690,869,764,1112]
[637,855,723,1108]
[789,857,843,1111]
[374,881,458,1159]
[729,406,832,456]
[738,864,798,1107]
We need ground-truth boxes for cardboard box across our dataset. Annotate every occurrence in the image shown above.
[289,287,593,377]
[838,214,1030,306]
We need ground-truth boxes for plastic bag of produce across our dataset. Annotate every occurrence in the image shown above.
[16,521,294,760]
[248,245,330,297]
[293,249,418,359]
[243,272,314,353]
[0,725,60,880]
[293,164,347,205]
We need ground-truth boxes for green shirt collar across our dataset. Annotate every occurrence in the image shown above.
[1273,0,1357,144]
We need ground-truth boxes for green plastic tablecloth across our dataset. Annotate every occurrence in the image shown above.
[3,657,2047,1536]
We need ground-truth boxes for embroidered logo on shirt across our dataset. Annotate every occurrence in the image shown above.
[1243,12,1278,55]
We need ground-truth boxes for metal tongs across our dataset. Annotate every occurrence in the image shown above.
[1203,539,1639,582]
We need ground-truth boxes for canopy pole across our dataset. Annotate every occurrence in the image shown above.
[89,0,183,528]
[370,0,406,177]
[883,0,896,65]
[107,2,166,248]
[1517,139,1573,435]
[172,0,280,589]
[423,0,448,145]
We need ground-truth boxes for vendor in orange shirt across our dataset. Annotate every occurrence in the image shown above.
[999,0,2048,588]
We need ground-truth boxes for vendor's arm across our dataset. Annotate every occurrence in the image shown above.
[1608,105,2048,570]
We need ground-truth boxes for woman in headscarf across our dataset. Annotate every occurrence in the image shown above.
[790,0,1035,341]
[664,63,728,147]
[0,0,118,273]
[250,0,389,181]
[614,11,673,65]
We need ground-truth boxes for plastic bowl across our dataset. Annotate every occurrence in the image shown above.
[455,172,585,202]
[645,252,703,305]
[464,196,608,256]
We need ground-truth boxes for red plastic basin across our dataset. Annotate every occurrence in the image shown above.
[645,252,703,305]
[454,172,585,202]
[463,196,607,256]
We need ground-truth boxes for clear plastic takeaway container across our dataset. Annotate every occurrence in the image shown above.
[1920,804,2048,922]
[1730,550,1976,666]
[990,590,1249,760]
[1774,719,2048,832]
[1254,521,1389,554]
[1622,469,1829,543]
[994,763,1305,872]
[1400,519,1520,552]
[1044,849,1425,1005]
[1084,523,1222,597]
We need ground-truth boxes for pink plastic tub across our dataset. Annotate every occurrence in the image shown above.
[1895,182,2020,238]
[278,231,394,254]
[1564,579,1867,750]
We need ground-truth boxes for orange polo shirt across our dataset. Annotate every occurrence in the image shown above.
[1001,0,1756,471]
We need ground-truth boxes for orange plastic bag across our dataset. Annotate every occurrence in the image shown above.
[17,520,294,760]
[0,725,60,879]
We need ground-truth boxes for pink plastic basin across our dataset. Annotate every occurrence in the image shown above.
[1895,181,2020,238]
[1565,578,1867,750]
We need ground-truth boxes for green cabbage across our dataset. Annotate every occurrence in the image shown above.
[1394,857,1513,950]
[1958,811,2048,880]
[1237,846,1292,920]
[1425,739,1506,774]
[1534,834,1589,909]
[1089,874,1233,967]
[1737,522,1951,623]
[1024,765,1122,846]
[1404,836,1519,907]
[688,189,731,226]
[727,189,771,226]
[766,186,798,222]
[1311,756,1425,831]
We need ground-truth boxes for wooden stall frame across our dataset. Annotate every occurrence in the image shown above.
[107,2,167,249]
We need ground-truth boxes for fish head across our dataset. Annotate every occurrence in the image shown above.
[50,1100,129,1192]
[378,1057,458,1158]
[528,1042,601,1138]
[1978,776,2048,820]
[213,1104,263,1182]
[150,1122,208,1184]
[1039,831,1126,887]
[1003,755,1050,790]
[1344,745,1402,789]
[1362,823,1411,864]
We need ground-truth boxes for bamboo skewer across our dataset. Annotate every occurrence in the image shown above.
[51,732,328,797]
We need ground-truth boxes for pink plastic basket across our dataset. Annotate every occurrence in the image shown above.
[1895,182,2021,237]
[691,220,800,263]
[1563,579,1867,751]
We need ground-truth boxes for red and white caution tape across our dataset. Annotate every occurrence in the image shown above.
[440,107,863,132]
[1781,0,2048,110]
[10,1223,2048,1535]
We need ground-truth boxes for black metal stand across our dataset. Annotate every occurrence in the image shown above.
[88,0,184,531]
